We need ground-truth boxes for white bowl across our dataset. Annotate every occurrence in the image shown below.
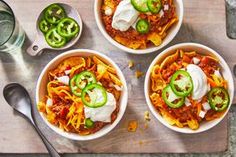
[36,49,128,140]
[144,43,234,133]
[94,0,184,54]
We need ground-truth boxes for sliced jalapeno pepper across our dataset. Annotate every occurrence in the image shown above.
[131,0,149,13]
[39,19,54,33]
[81,83,107,108]
[76,71,97,89]
[45,28,66,48]
[208,87,230,112]
[57,17,80,38]
[170,70,193,97]
[85,118,94,128]
[70,74,82,96]
[147,0,162,14]
[44,4,66,24]
[162,85,185,108]
[136,19,150,34]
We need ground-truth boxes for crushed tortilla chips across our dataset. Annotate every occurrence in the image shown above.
[128,120,138,132]
[135,70,144,78]
[128,60,134,68]
[144,111,151,121]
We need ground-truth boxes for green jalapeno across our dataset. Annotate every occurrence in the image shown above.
[170,70,193,97]
[44,4,66,24]
[136,19,150,34]
[147,0,162,14]
[85,118,94,128]
[45,28,66,48]
[162,85,185,108]
[208,87,230,112]
[70,74,81,96]
[39,19,54,33]
[57,17,80,38]
[81,83,107,108]
[131,0,149,13]
[76,71,97,89]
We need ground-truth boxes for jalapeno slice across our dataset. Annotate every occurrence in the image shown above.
[76,71,97,89]
[81,83,107,108]
[147,0,162,14]
[57,17,80,38]
[131,0,149,13]
[170,70,193,97]
[136,19,150,34]
[39,19,54,33]
[162,85,185,108]
[45,28,66,48]
[85,118,94,128]
[44,4,66,24]
[70,74,82,96]
[208,87,229,112]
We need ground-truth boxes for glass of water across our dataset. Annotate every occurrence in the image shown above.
[0,0,25,53]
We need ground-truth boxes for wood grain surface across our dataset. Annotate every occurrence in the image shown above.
[0,0,235,154]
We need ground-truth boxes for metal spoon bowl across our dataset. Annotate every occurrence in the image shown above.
[27,3,83,56]
[3,83,60,157]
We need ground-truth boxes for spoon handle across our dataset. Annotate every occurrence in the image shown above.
[31,121,61,157]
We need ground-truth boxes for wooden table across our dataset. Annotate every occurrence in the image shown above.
[0,0,235,154]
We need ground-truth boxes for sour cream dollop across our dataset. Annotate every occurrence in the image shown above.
[112,0,139,31]
[84,92,116,123]
[187,64,208,100]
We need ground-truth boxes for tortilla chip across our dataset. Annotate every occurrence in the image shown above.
[93,56,116,74]
[160,50,179,69]
[97,64,108,80]
[147,32,162,46]
[58,57,86,71]
[128,120,138,132]
[187,119,199,130]
[151,65,166,91]
[180,51,197,58]
[128,40,146,49]
[109,72,122,86]
[159,17,178,36]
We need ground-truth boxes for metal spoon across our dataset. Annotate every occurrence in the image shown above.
[3,83,61,157]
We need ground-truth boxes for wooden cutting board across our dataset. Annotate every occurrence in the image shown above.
[0,0,235,154]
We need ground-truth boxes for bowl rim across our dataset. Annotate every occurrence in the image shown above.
[36,49,128,140]
[94,0,184,54]
[144,42,234,134]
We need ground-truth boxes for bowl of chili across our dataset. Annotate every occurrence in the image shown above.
[94,0,183,54]
[36,49,128,140]
[144,43,234,133]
